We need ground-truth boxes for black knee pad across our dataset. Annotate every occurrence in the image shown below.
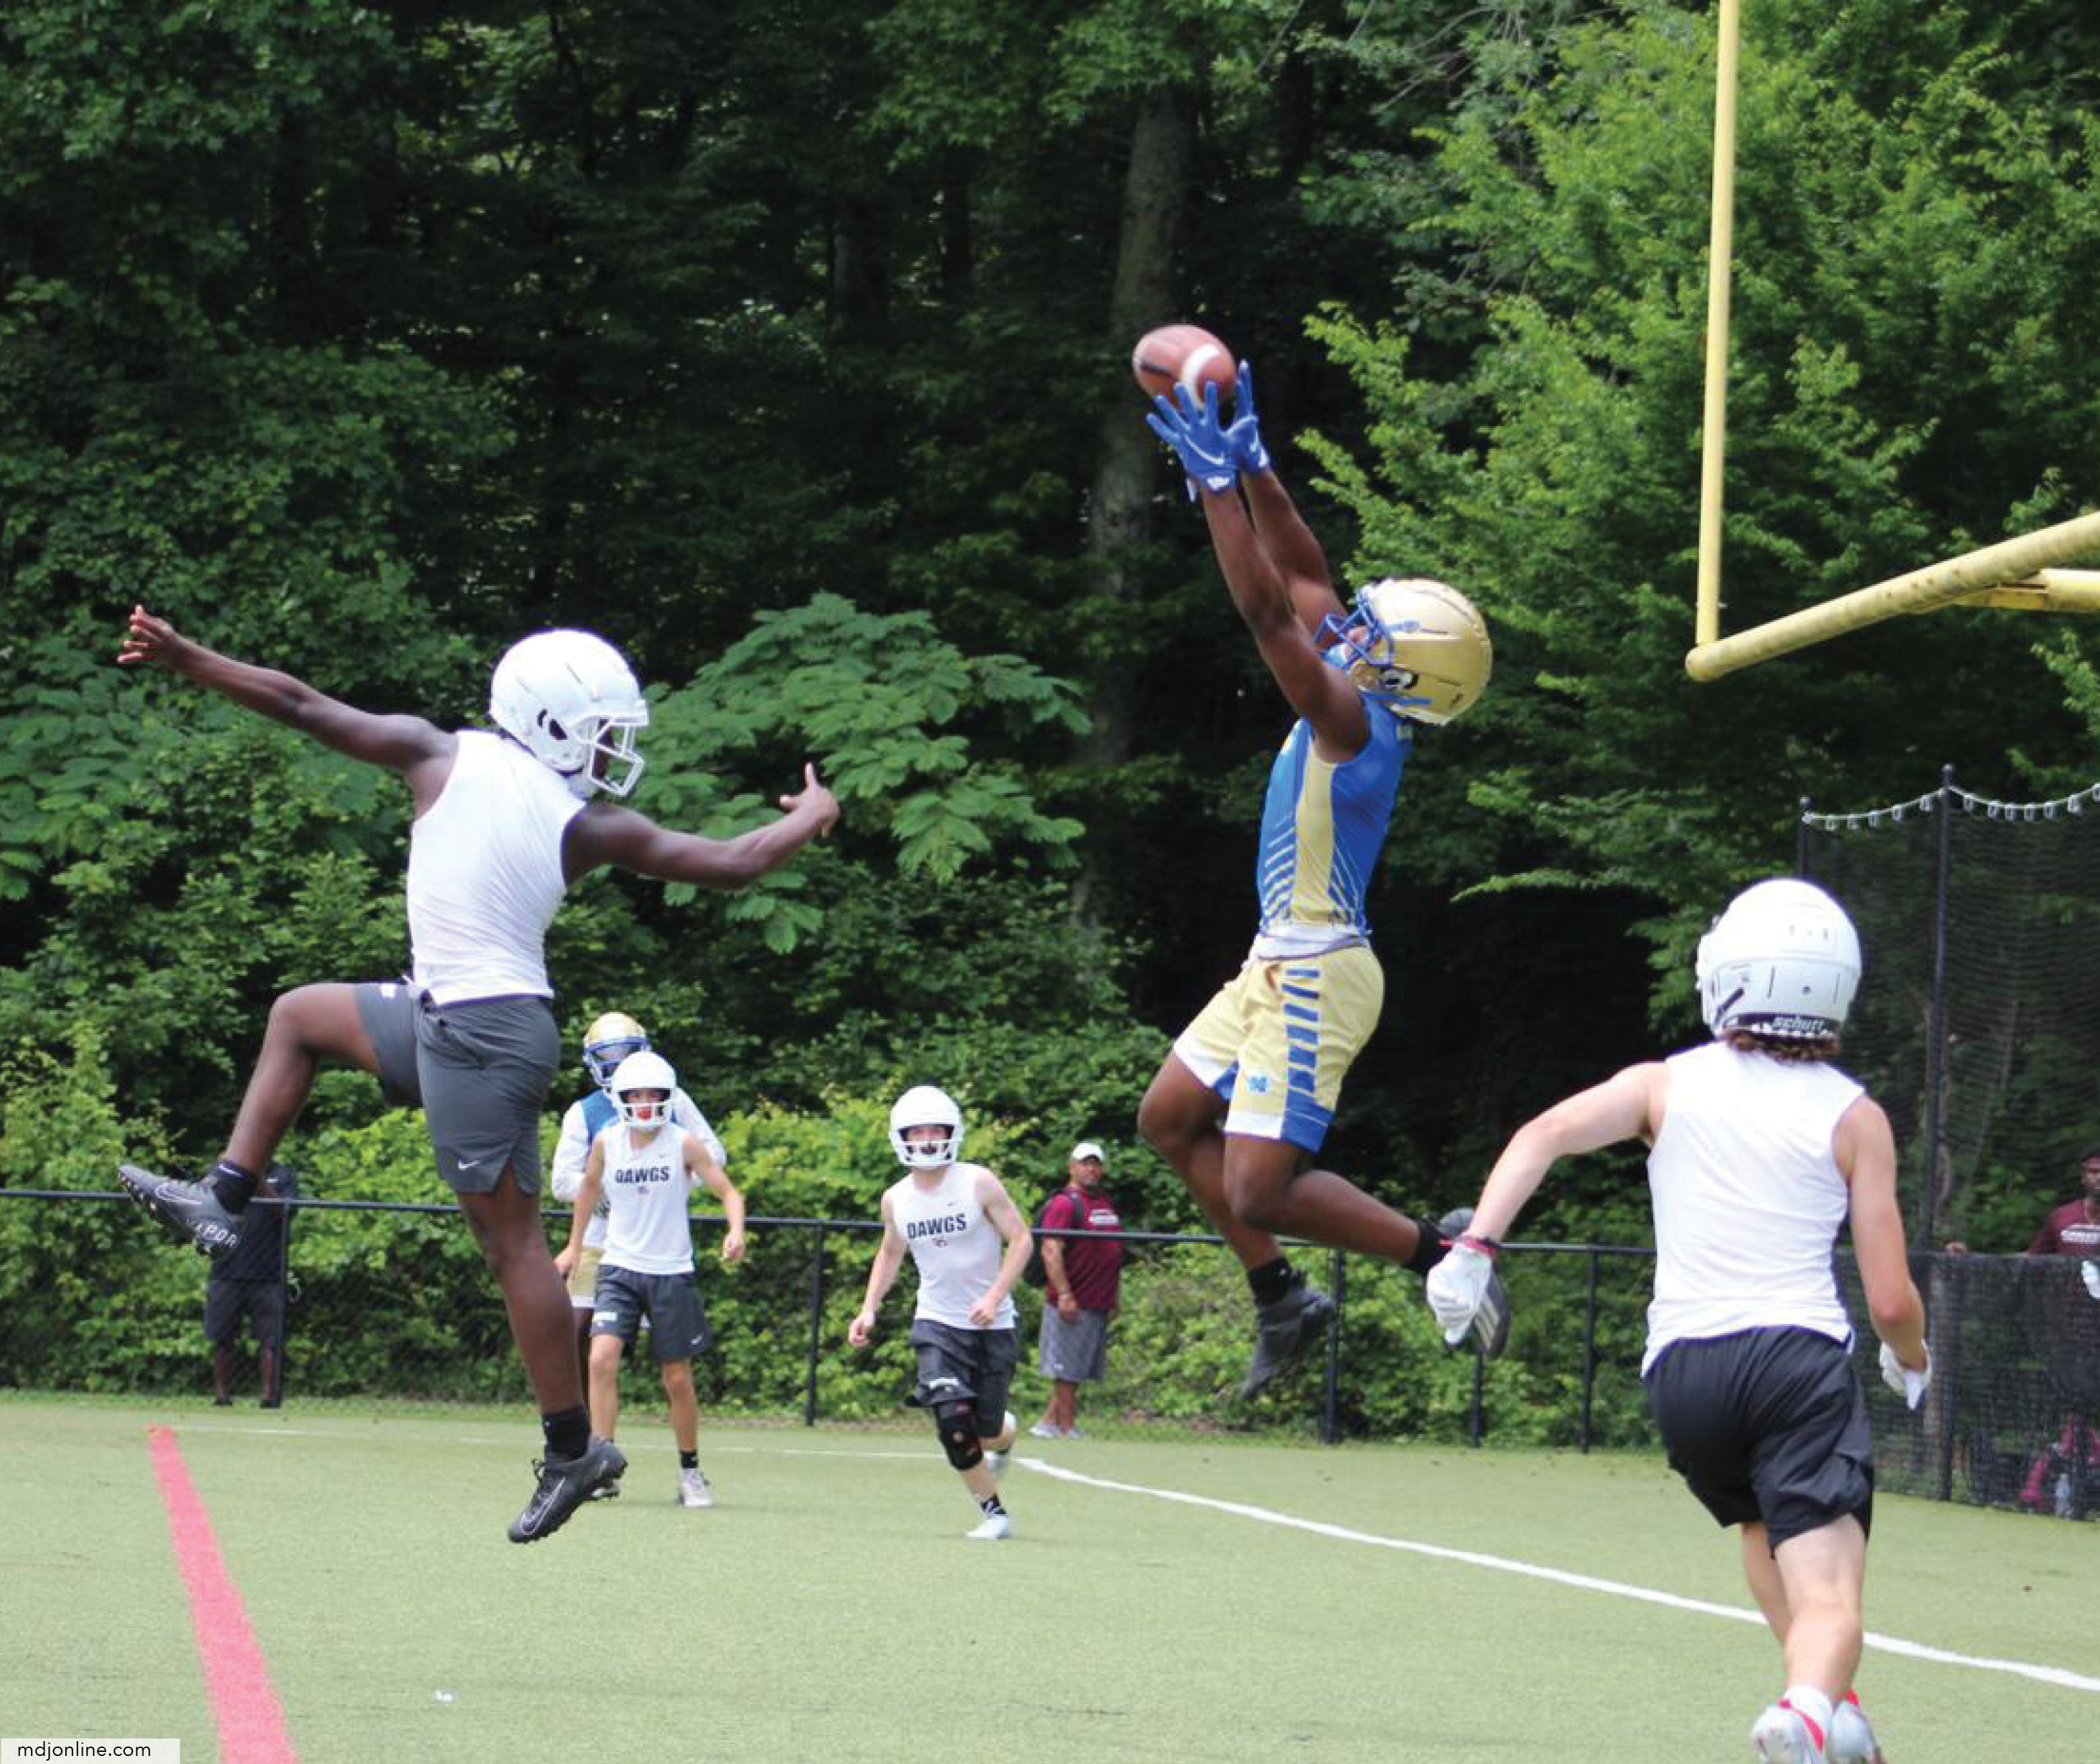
[935,1400,984,1470]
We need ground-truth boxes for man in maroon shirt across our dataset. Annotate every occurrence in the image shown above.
[1030,1142,1126,1439]
[2019,1143,2100,1513]
[2025,1144,2100,1257]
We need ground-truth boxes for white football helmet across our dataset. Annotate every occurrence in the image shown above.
[489,629,648,799]
[582,1011,649,1090]
[1319,577,1491,724]
[610,1050,677,1130]
[888,1085,964,1169]
[1696,878,1861,1040]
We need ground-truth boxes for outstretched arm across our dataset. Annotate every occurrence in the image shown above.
[1462,1063,1669,1243]
[1150,384,1365,758]
[120,606,452,784]
[1839,1097,1926,1368]
[562,763,839,887]
[1227,363,1347,639]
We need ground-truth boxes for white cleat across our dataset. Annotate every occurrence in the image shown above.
[1028,1421,1066,1439]
[677,1467,714,1509]
[1751,1702,1828,1763]
[1827,1699,1884,1764]
[966,1511,1013,1541]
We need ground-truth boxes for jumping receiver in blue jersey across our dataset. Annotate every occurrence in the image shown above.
[1138,365,1501,1399]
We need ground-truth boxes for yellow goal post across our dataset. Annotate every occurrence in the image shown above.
[1686,0,2100,681]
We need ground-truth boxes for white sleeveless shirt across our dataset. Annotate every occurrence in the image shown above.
[408,730,583,1005]
[1642,1041,1864,1372]
[599,1123,698,1275]
[887,1162,1015,1330]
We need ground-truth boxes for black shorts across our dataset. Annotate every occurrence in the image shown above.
[1644,1326,1874,1550]
[353,982,558,1195]
[909,1318,1019,1435]
[590,1263,712,1363]
[204,1279,285,1350]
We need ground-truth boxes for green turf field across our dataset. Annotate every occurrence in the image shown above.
[5,1396,2094,1761]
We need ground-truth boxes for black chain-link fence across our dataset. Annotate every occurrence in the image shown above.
[3,1187,2093,1517]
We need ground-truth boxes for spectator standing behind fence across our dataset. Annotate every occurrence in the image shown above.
[550,1011,726,1388]
[847,1086,1027,1540]
[2015,1143,2100,1517]
[112,609,833,1545]
[556,1050,745,1512]
[1031,1141,1124,1440]
[205,1163,298,1409]
[1427,879,1927,1764]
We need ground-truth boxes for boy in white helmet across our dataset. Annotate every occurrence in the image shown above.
[557,1050,745,1510]
[550,1012,727,1387]
[1427,878,1927,1764]
[848,1086,1030,1540]
[112,607,834,1544]
[1141,364,1499,1400]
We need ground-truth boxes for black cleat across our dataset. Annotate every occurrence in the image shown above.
[118,1163,241,1259]
[507,1435,626,1544]
[1239,1274,1335,1400]
[1435,1208,1511,1358]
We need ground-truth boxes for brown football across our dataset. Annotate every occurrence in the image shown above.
[1131,323,1236,406]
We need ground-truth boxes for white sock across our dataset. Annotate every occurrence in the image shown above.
[1781,1685,1833,1745]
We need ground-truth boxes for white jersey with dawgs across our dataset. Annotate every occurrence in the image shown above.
[598,1122,701,1276]
[886,1163,1015,1331]
[1642,1040,1864,1373]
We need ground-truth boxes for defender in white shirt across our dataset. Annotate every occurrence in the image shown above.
[113,608,834,1546]
[848,1086,1030,1540]
[1427,879,1928,1764]
[550,1011,726,1383]
[557,1052,745,1511]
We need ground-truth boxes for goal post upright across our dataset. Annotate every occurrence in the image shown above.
[1693,0,1740,652]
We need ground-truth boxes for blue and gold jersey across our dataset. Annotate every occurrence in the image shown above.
[1252,712,1409,954]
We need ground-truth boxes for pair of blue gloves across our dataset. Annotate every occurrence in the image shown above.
[1148,361,1270,496]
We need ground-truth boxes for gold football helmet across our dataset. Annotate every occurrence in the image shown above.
[1322,577,1492,724]
[582,1011,649,1089]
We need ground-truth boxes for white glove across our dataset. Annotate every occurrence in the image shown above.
[1426,1244,1496,1347]
[2083,1259,2100,1300]
[1878,1341,1931,1411]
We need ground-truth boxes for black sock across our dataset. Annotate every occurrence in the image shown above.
[1404,1216,1445,1278]
[679,1449,699,1470]
[542,1405,590,1460]
[978,1495,1007,1517]
[208,1159,259,1213]
[1247,1257,1295,1308]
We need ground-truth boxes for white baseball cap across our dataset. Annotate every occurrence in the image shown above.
[1068,1142,1106,1165]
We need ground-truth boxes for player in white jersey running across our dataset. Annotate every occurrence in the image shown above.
[847,1086,1029,1540]
[112,607,835,1544]
[1427,879,1927,1764]
[557,1051,744,1511]
[550,1012,726,1387]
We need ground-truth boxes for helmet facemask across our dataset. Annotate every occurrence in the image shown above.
[488,630,650,799]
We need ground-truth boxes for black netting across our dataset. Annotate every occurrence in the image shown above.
[1805,778,2100,1516]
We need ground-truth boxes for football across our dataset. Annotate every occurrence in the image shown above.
[1131,323,1236,406]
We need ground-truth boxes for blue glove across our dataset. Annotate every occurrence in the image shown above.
[1146,382,1236,497]
[1225,360,1270,474]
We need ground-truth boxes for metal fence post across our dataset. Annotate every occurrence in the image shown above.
[1580,1248,1599,1454]
[1320,1247,1345,1445]
[1917,763,1955,1250]
[802,1223,826,1427]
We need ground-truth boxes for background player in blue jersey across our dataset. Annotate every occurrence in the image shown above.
[1138,364,1497,1399]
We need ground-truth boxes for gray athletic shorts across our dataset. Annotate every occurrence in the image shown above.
[909,1318,1019,1435]
[353,982,559,1195]
[1644,1325,1875,1550]
[204,1279,286,1350]
[1038,1306,1110,1382]
[591,1264,712,1363]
